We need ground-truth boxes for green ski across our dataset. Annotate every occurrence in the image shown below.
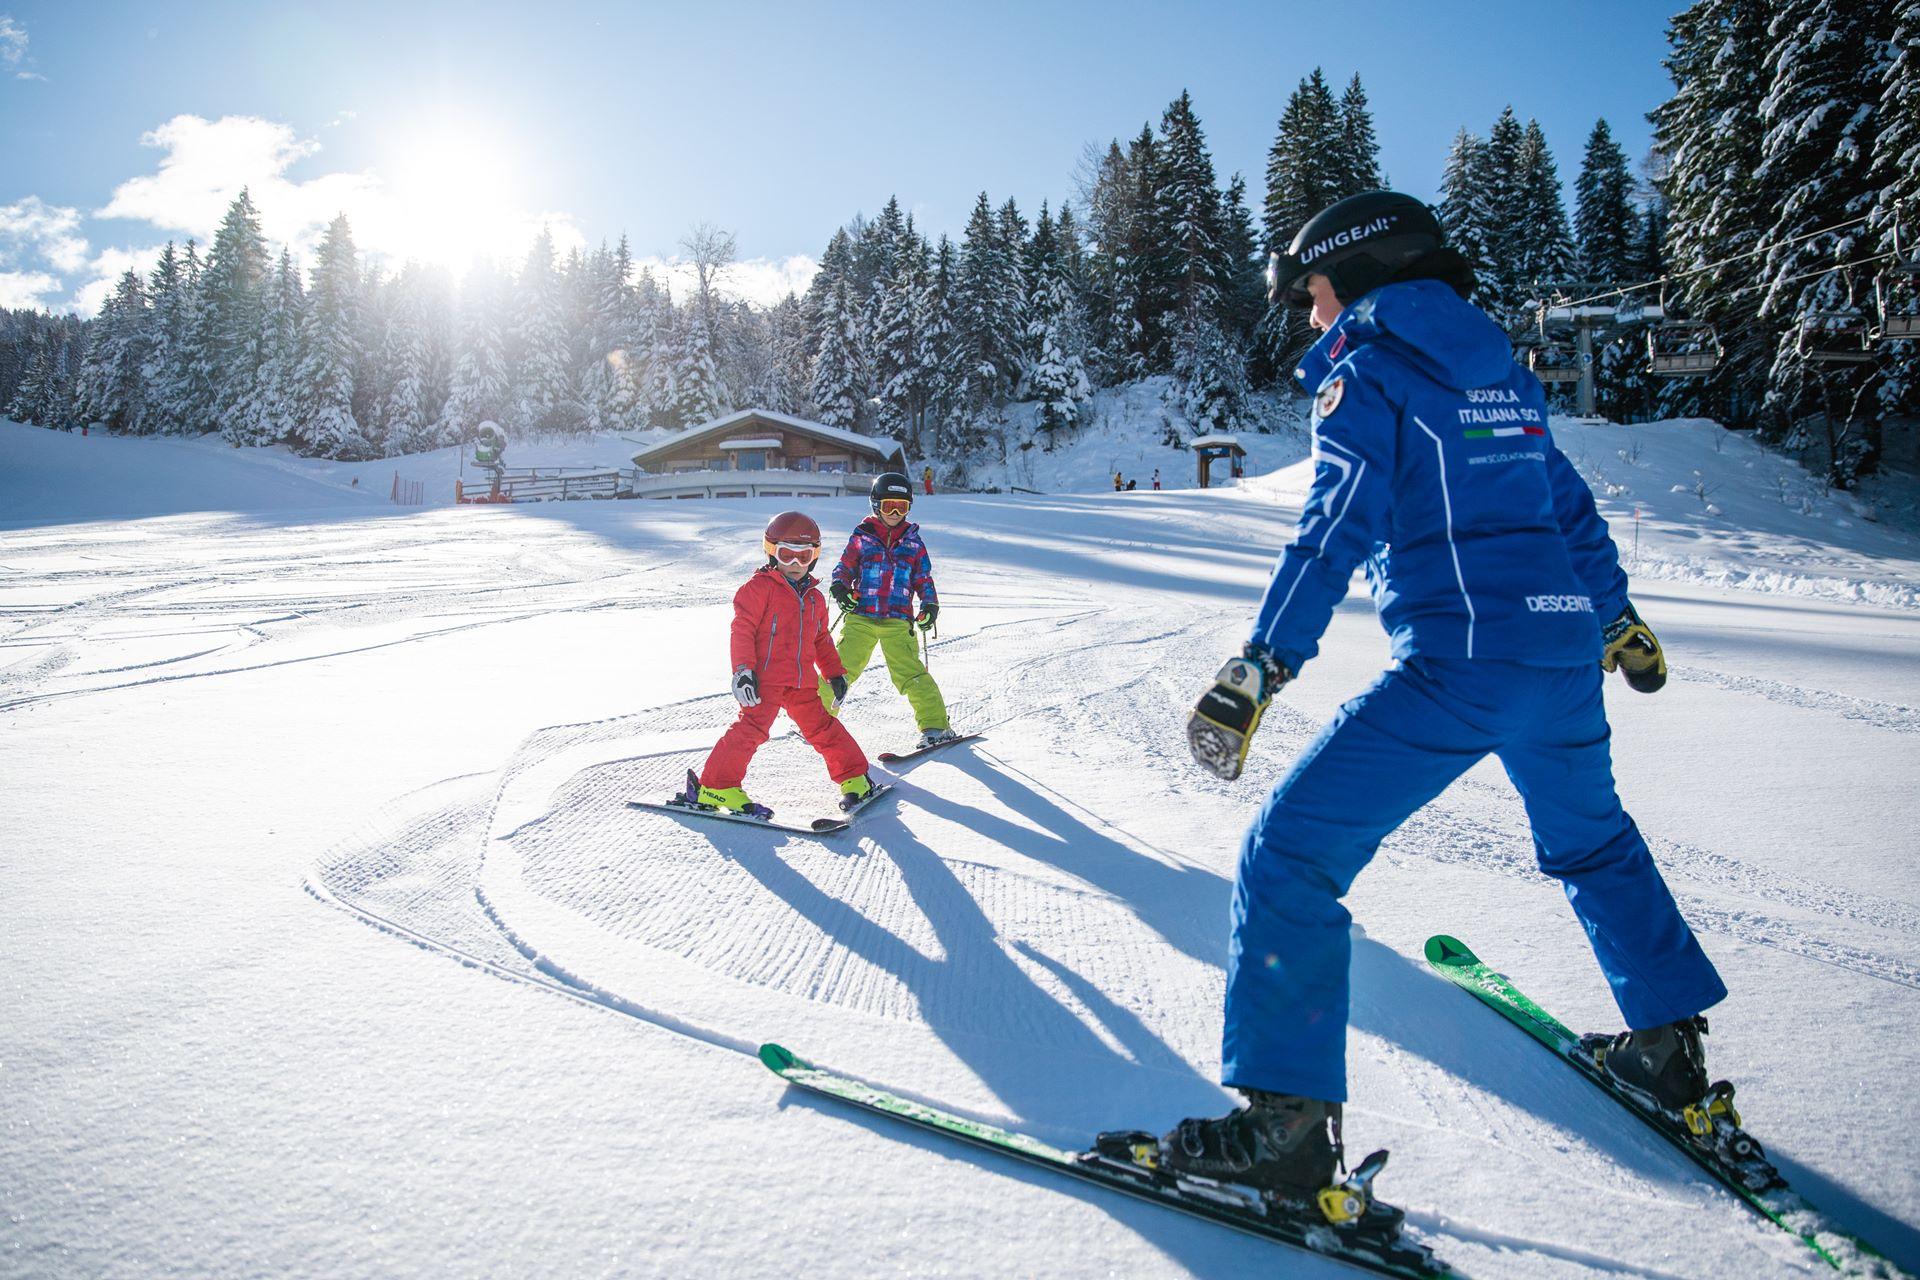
[1424,935,1907,1278]
[758,1043,1457,1278]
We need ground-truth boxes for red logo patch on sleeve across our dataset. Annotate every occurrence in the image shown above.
[1314,376,1345,419]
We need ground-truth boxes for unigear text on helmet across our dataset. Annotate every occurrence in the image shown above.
[1267,191,1447,309]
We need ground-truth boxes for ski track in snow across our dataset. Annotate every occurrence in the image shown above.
[1671,665,1920,735]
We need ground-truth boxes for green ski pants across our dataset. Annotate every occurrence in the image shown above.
[820,613,948,731]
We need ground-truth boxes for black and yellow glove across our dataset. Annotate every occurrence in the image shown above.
[1601,601,1666,693]
[916,602,939,633]
[1187,644,1291,781]
[830,581,856,614]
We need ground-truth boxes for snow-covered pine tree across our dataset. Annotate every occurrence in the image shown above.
[140,242,195,436]
[1220,174,1266,351]
[1123,124,1169,374]
[1755,0,1890,482]
[1574,120,1638,282]
[1478,107,1530,319]
[439,259,510,444]
[1156,90,1239,405]
[75,270,150,432]
[953,192,1020,412]
[871,218,925,444]
[914,236,961,454]
[1437,127,1499,311]
[1259,70,1346,382]
[996,199,1031,380]
[1516,119,1578,291]
[646,280,679,429]
[1650,0,1775,423]
[294,215,371,458]
[379,266,436,454]
[764,293,813,418]
[803,227,856,367]
[200,189,271,443]
[512,228,584,436]
[1022,205,1092,441]
[810,276,864,431]
[1337,73,1383,197]
[1869,0,1920,422]
[5,330,54,425]
[1078,139,1131,383]
[249,249,304,445]
[671,295,723,428]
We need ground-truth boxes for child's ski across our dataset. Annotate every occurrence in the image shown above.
[626,798,853,836]
[877,733,985,765]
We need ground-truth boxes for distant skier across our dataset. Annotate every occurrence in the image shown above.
[1152,468,1161,490]
[819,472,956,751]
[922,464,935,495]
[1113,471,1124,492]
[679,511,877,817]
[1154,190,1718,1197]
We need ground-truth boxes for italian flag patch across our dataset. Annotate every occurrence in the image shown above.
[1464,426,1546,438]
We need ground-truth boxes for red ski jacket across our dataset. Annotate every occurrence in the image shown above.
[729,565,846,690]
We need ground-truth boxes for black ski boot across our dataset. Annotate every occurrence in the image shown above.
[1595,1015,1710,1111]
[1157,1090,1342,1196]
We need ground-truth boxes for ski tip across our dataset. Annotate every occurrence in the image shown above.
[1423,935,1480,968]
[759,1043,807,1074]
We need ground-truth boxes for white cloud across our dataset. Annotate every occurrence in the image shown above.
[636,254,818,309]
[1,13,41,79]
[0,197,90,274]
[0,15,26,63]
[70,245,166,315]
[92,113,586,282]
[0,269,61,309]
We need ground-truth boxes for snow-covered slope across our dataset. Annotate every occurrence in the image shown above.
[4,416,1918,1279]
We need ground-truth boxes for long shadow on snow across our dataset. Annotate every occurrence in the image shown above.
[897,749,1917,1257]
[727,811,1277,1275]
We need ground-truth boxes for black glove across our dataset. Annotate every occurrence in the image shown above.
[830,581,856,613]
[1187,644,1291,781]
[731,665,760,708]
[1601,601,1666,693]
[916,602,939,633]
[828,675,848,707]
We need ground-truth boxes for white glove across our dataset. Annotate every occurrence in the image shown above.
[731,665,760,708]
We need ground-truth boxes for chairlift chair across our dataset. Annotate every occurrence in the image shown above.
[1795,310,1875,365]
[1875,257,1920,341]
[1528,344,1582,384]
[1647,320,1723,377]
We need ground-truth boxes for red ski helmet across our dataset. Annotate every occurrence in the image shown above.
[762,510,821,566]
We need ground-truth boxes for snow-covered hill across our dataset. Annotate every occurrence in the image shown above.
[4,414,1918,1279]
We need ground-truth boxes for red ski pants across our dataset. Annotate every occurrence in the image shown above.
[700,685,869,789]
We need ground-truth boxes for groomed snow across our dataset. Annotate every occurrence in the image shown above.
[3,416,1917,1279]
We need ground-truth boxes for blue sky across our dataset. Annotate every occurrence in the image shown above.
[0,0,1682,313]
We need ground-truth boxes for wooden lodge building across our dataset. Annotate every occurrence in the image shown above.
[627,409,907,500]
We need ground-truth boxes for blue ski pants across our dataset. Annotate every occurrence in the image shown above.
[1222,657,1726,1102]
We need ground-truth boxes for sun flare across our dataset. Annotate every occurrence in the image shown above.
[376,124,524,270]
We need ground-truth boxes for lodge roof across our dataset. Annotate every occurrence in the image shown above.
[630,408,904,466]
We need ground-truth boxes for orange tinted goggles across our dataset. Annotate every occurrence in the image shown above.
[877,499,912,516]
[765,539,819,565]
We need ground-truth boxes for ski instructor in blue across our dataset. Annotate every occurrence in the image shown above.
[1161,190,1727,1194]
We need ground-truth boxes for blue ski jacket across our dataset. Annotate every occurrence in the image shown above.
[1250,279,1629,674]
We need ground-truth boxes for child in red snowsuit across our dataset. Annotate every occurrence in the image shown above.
[686,511,873,817]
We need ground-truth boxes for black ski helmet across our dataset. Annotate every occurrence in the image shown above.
[1267,191,1447,308]
[869,471,913,516]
